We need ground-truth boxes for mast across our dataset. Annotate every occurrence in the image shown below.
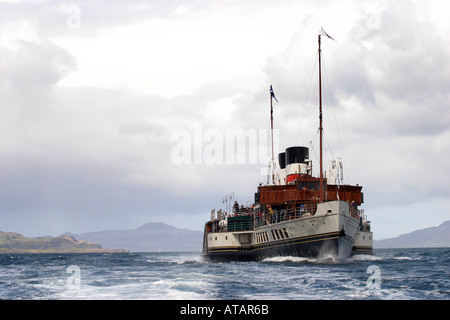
[270,87,274,166]
[269,85,277,185]
[318,34,324,201]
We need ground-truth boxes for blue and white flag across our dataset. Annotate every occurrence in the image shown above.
[270,85,278,103]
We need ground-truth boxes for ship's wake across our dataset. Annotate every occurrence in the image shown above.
[263,252,383,264]
[263,255,338,264]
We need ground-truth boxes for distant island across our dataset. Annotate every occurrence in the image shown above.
[374,220,450,248]
[0,231,127,254]
[66,222,203,252]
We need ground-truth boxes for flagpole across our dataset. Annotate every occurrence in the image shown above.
[270,89,274,163]
[270,87,274,184]
[318,34,324,202]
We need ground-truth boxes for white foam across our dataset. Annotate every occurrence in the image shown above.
[349,254,383,262]
[263,256,314,263]
[146,254,206,265]
[392,256,421,261]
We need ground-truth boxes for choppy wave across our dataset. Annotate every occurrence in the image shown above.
[0,248,449,300]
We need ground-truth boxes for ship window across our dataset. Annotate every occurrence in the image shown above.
[278,230,284,239]
[225,236,228,240]
[283,228,289,238]
[215,236,217,240]
[298,181,307,190]
[271,230,277,240]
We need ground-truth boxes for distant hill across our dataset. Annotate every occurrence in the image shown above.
[65,222,203,252]
[0,231,127,254]
[374,220,450,248]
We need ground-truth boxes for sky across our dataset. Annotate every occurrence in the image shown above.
[0,0,449,240]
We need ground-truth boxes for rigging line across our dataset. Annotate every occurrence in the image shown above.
[321,53,352,184]
[323,128,335,163]
[320,54,335,161]
[294,51,318,146]
[320,54,334,161]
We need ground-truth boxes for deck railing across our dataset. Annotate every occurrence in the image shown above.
[224,203,360,232]
[226,204,317,231]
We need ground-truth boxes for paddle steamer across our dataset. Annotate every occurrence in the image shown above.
[202,31,373,261]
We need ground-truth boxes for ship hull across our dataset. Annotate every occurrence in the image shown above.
[203,201,367,262]
[203,231,354,262]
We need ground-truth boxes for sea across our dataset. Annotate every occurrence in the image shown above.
[0,248,448,302]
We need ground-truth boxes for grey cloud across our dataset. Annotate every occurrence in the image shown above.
[0,0,211,39]
[0,40,76,126]
[1,41,74,88]
[326,1,450,138]
[118,119,164,136]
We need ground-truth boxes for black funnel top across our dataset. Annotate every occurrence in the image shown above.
[285,146,309,165]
